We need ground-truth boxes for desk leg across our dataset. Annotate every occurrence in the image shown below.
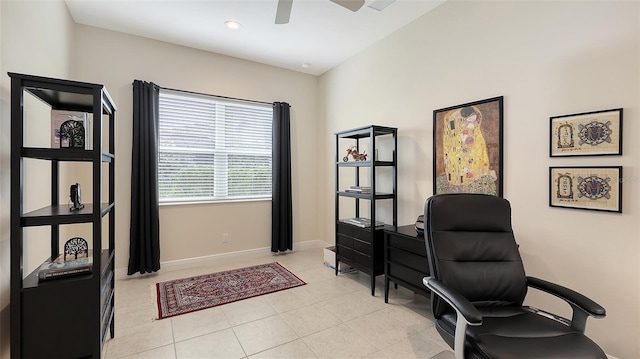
[371,275,375,296]
[384,276,389,303]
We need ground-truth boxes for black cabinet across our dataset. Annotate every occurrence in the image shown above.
[383,225,430,303]
[9,73,117,358]
[335,125,397,296]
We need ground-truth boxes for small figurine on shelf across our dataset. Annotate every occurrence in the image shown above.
[59,118,86,148]
[343,146,368,162]
[69,183,84,211]
[64,237,88,261]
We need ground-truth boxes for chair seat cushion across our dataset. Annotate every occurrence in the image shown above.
[475,333,607,359]
[438,307,606,359]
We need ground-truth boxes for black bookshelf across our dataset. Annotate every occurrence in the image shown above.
[334,125,397,296]
[9,72,117,358]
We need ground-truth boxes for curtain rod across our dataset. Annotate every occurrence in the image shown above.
[158,85,272,106]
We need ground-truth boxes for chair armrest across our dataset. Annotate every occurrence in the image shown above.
[424,277,481,359]
[527,276,606,317]
[423,277,482,325]
[527,276,606,332]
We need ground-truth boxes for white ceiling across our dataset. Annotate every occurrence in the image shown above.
[65,0,445,76]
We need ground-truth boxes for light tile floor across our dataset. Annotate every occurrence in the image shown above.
[104,247,454,359]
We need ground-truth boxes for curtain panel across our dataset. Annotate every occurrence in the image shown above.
[128,80,161,274]
[272,102,293,252]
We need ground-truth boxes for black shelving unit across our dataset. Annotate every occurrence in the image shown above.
[9,73,117,358]
[334,125,397,296]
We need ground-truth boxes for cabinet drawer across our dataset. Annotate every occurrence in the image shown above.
[353,250,371,269]
[387,247,429,273]
[337,222,355,237]
[100,271,114,312]
[337,234,353,248]
[387,235,426,256]
[23,281,95,358]
[352,238,372,255]
[352,226,373,243]
[337,223,384,245]
[388,264,429,291]
[336,245,354,261]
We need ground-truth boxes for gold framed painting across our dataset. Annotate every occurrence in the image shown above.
[549,166,622,213]
[433,96,503,197]
[550,108,622,157]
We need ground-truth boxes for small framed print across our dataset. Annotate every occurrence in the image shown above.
[550,108,622,157]
[549,166,622,213]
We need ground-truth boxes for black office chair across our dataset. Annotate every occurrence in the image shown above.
[422,193,607,359]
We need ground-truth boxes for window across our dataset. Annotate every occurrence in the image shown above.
[158,89,273,203]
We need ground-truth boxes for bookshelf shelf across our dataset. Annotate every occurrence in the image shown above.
[336,191,395,200]
[21,147,114,162]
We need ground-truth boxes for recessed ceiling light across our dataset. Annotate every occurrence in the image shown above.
[225,20,241,29]
[301,63,312,68]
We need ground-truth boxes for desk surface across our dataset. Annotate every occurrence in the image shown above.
[384,224,423,239]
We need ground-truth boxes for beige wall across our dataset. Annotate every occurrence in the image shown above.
[2,0,638,358]
[319,1,639,358]
[1,2,319,355]
[70,25,320,269]
[0,2,76,358]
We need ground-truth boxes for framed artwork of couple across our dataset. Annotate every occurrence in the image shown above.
[433,96,504,197]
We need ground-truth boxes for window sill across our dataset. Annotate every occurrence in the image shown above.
[159,197,271,207]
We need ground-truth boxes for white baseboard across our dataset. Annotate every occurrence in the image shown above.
[115,239,331,280]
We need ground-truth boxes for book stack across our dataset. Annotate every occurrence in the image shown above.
[37,255,93,281]
[340,217,385,228]
[345,186,372,194]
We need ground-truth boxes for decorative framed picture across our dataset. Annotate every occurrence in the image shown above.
[549,108,622,157]
[433,96,504,197]
[549,166,622,213]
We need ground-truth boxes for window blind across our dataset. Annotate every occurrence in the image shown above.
[158,89,272,203]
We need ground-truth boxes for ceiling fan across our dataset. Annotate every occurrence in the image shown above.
[275,0,396,24]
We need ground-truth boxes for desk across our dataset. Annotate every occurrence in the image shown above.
[383,225,430,303]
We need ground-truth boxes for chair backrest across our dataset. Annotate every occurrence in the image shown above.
[424,193,527,318]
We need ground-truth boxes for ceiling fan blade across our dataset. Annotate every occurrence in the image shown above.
[330,0,365,12]
[367,0,395,11]
[275,0,293,24]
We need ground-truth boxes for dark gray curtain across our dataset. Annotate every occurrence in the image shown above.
[272,102,292,252]
[128,80,161,274]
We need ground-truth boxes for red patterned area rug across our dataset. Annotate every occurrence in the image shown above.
[155,262,306,319]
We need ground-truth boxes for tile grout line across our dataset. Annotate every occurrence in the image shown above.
[230,326,249,359]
